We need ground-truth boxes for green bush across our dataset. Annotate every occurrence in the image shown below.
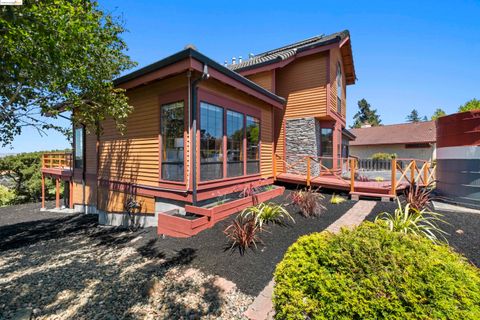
[0,185,16,206]
[274,222,480,319]
[371,152,397,160]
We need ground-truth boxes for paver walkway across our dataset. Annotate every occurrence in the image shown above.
[244,200,376,320]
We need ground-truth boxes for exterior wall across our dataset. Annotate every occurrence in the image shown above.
[349,144,436,160]
[246,71,273,92]
[285,117,321,175]
[329,46,346,118]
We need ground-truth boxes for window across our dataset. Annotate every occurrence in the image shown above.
[246,116,260,174]
[336,62,342,114]
[227,110,244,177]
[200,102,224,181]
[161,101,184,181]
[74,126,84,169]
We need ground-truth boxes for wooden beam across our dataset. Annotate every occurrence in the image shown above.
[391,159,397,195]
[55,178,60,209]
[41,174,45,209]
[306,157,311,187]
[350,158,355,193]
[69,180,73,209]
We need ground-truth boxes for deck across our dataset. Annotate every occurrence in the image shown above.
[40,152,73,209]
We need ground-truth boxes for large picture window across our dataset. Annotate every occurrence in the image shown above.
[200,102,224,181]
[74,126,84,169]
[161,101,184,181]
[246,116,260,174]
[226,110,244,177]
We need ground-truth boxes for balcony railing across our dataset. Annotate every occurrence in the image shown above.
[42,152,73,169]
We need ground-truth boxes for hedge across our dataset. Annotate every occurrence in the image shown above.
[274,222,480,319]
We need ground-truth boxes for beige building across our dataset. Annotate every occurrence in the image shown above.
[349,121,436,160]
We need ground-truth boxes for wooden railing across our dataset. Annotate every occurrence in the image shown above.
[42,152,73,169]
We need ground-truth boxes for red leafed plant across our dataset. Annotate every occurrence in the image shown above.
[239,183,257,198]
[290,187,325,217]
[224,215,261,255]
[405,182,435,211]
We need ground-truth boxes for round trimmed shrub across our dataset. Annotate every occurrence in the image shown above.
[274,222,480,319]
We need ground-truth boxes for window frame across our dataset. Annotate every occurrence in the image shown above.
[199,101,225,182]
[197,89,262,185]
[158,89,188,186]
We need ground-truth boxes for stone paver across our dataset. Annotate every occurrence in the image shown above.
[244,200,376,320]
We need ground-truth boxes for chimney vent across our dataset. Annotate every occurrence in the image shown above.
[232,57,236,65]
[238,56,242,63]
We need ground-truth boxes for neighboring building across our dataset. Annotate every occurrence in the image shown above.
[41,30,356,232]
[349,121,436,160]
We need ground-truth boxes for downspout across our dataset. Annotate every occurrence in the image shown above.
[190,64,210,205]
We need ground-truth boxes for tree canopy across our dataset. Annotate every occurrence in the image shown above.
[431,108,446,120]
[0,0,136,146]
[351,99,382,128]
[458,98,480,112]
[406,109,423,122]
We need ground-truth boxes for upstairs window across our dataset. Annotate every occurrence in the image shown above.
[161,101,185,181]
[246,116,260,174]
[200,102,224,181]
[226,110,244,177]
[336,62,342,114]
[74,126,84,169]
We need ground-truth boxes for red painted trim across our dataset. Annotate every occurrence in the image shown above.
[296,43,337,58]
[196,178,273,201]
[326,50,331,118]
[339,36,350,48]
[197,88,262,118]
[237,56,296,76]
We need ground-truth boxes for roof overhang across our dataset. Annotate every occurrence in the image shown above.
[339,36,356,85]
[114,48,286,109]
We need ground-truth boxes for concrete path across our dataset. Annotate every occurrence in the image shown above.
[244,200,376,320]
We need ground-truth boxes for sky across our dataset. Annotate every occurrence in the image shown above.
[2,0,479,153]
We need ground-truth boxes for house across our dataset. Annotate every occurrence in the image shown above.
[349,121,437,161]
[40,30,357,235]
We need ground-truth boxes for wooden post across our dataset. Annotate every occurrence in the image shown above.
[69,180,74,209]
[272,153,277,180]
[410,160,416,185]
[391,159,397,195]
[55,178,60,209]
[423,162,429,186]
[306,157,311,187]
[350,158,355,193]
[41,174,45,209]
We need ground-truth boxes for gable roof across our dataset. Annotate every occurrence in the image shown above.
[227,30,355,83]
[349,121,437,146]
[114,48,286,107]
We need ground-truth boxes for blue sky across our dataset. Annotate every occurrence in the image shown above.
[3,0,479,153]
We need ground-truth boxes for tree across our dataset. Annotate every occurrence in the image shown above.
[406,109,422,122]
[458,99,480,112]
[0,0,136,146]
[431,108,446,120]
[351,99,382,128]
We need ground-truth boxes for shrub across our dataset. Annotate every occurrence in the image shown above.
[371,152,397,160]
[0,185,16,206]
[375,199,447,244]
[290,187,325,217]
[224,215,261,255]
[241,202,294,230]
[405,182,434,211]
[274,222,480,319]
[330,194,346,204]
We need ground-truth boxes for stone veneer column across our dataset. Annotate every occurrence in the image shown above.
[285,117,321,176]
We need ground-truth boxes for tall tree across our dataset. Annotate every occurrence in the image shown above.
[351,99,382,128]
[431,108,446,120]
[458,98,480,112]
[0,0,137,146]
[406,109,422,122]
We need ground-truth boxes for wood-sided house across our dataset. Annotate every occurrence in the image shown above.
[41,30,356,237]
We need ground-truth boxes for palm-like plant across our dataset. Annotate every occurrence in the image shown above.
[375,199,448,244]
[330,194,346,204]
[224,215,261,255]
[242,202,294,230]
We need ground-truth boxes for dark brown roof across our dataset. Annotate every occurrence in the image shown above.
[349,121,437,146]
[228,30,350,71]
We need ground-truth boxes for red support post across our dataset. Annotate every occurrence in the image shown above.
[69,180,74,209]
[41,174,45,209]
[55,178,60,209]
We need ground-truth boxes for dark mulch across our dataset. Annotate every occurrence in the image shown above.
[0,200,73,227]
[365,199,480,268]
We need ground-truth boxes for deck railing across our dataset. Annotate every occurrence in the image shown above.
[42,152,73,169]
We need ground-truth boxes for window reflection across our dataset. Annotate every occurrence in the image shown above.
[246,116,260,174]
[227,110,244,177]
[200,102,224,181]
[161,101,184,181]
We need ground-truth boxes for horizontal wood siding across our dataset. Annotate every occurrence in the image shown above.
[98,75,187,187]
[198,80,274,179]
[246,71,273,91]
[72,179,96,206]
[97,187,155,214]
[276,53,328,119]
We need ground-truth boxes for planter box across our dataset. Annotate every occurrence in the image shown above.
[157,213,209,238]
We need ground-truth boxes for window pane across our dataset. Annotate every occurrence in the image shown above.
[321,128,333,169]
[74,127,84,169]
[200,102,224,181]
[161,101,184,181]
[246,116,260,174]
[227,110,244,177]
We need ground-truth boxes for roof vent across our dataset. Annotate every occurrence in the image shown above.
[238,56,242,63]
[232,57,236,65]
[224,60,228,67]
[249,53,254,59]
[184,44,197,50]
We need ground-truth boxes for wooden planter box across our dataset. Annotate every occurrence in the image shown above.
[157,186,285,238]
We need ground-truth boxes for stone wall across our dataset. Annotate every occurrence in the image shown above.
[285,117,321,176]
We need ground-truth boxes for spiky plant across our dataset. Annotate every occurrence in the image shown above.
[224,215,261,255]
[241,202,294,230]
[375,199,448,244]
[330,194,346,204]
[290,187,325,217]
[405,182,435,211]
